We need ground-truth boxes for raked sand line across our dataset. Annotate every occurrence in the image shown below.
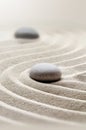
[0,31,86,125]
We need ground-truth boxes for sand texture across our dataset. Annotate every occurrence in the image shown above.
[0,30,86,127]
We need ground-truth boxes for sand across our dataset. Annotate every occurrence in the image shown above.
[0,29,86,129]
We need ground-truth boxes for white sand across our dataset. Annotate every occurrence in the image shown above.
[0,29,86,129]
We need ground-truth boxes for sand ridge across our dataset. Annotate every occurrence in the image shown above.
[0,30,86,126]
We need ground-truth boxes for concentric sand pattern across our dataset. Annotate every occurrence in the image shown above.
[0,30,86,126]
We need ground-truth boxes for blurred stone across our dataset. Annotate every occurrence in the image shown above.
[15,27,39,39]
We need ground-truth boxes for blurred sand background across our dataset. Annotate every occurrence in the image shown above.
[0,0,86,30]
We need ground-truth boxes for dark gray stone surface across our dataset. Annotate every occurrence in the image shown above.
[29,63,62,83]
[15,27,39,39]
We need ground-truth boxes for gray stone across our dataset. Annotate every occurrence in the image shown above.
[29,63,62,83]
[15,27,39,39]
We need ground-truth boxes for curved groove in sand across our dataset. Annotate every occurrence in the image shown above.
[0,31,86,125]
